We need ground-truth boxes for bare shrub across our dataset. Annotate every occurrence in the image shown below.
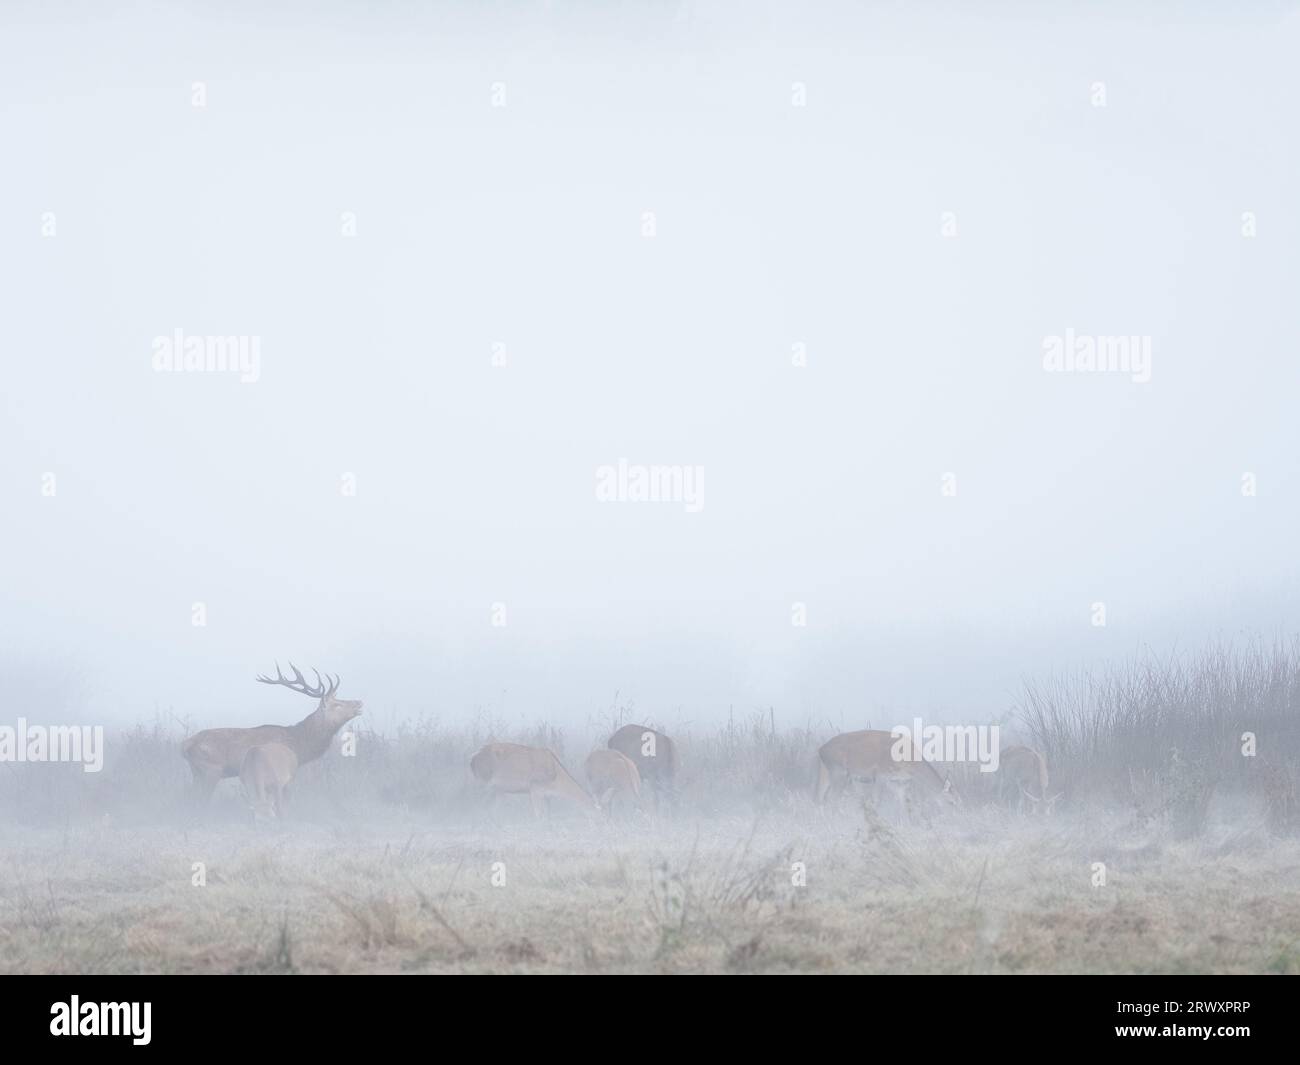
[1019,638,1300,818]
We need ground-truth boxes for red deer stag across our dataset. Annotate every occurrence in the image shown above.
[181,663,361,803]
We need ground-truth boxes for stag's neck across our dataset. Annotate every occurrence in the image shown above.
[288,706,345,764]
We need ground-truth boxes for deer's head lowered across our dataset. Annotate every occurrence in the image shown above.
[255,662,363,730]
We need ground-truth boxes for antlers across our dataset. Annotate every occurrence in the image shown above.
[1019,783,1064,812]
[255,661,340,699]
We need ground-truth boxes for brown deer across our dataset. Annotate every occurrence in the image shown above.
[813,729,958,821]
[470,742,600,817]
[999,745,1060,815]
[181,663,361,803]
[607,724,678,810]
[584,748,643,815]
[240,743,298,820]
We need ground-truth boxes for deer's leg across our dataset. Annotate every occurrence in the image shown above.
[476,784,500,825]
[868,772,884,812]
[813,760,828,805]
[883,775,911,825]
[189,763,221,807]
[822,767,841,808]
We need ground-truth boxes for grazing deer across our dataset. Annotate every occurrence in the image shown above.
[181,663,361,803]
[813,729,958,821]
[470,742,600,818]
[584,748,643,815]
[999,745,1060,815]
[240,743,298,820]
[607,724,677,811]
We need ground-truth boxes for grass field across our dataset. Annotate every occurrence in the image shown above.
[2,787,1298,974]
[2,642,1299,974]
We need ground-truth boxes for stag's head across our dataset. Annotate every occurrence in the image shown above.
[256,662,363,726]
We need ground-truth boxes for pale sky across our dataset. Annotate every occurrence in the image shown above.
[1,2,1297,729]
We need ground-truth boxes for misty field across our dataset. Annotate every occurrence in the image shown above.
[2,802,1299,974]
[2,643,1299,974]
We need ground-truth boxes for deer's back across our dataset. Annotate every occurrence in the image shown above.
[819,730,895,774]
[241,742,298,787]
[586,748,641,793]
[184,724,296,775]
[471,743,560,790]
[607,724,676,782]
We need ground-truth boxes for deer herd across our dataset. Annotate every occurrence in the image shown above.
[181,664,1060,823]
